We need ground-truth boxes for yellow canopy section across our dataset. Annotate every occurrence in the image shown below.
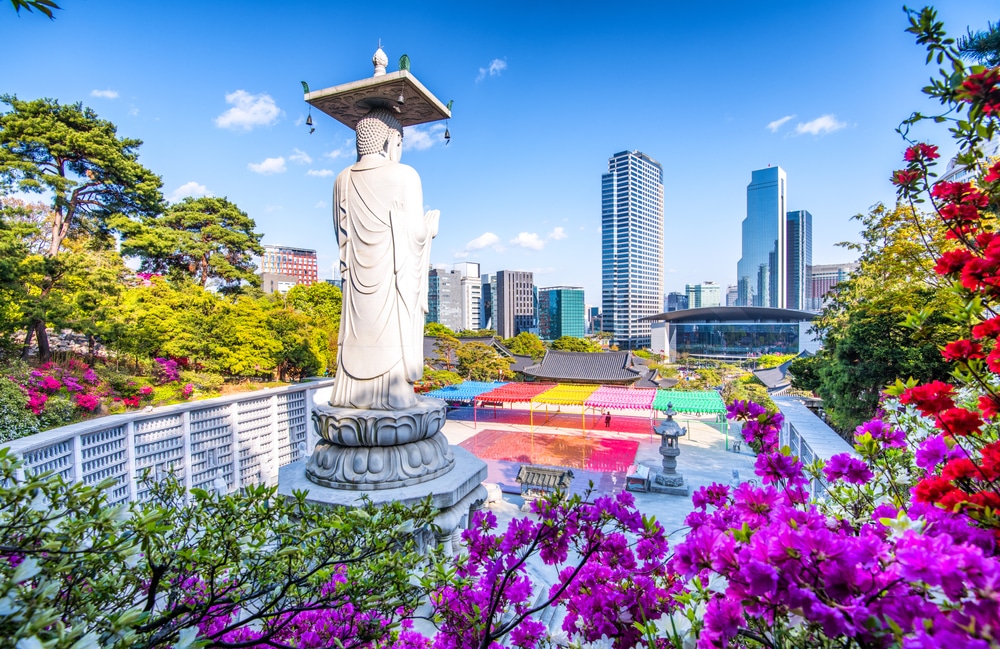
[532,384,600,406]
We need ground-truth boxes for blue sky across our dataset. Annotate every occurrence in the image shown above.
[3,0,996,306]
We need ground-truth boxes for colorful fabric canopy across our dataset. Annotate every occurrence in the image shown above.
[585,386,657,410]
[424,381,508,401]
[532,384,600,406]
[475,382,556,404]
[652,390,727,414]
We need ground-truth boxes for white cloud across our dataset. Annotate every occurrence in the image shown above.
[547,226,567,240]
[466,232,500,250]
[766,114,795,132]
[306,169,334,177]
[795,114,846,136]
[128,107,139,117]
[168,181,212,203]
[314,200,328,209]
[476,58,508,82]
[326,138,354,159]
[247,156,286,174]
[403,123,447,151]
[453,251,470,259]
[289,148,312,164]
[511,232,544,250]
[215,90,282,131]
[90,89,119,99]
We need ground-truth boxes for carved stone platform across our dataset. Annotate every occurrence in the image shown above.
[279,448,488,554]
[306,397,453,490]
[648,469,690,496]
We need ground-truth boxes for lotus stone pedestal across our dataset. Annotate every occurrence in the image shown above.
[278,395,488,554]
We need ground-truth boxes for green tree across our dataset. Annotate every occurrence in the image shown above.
[433,335,460,371]
[0,449,432,649]
[503,332,546,360]
[456,341,511,381]
[115,197,264,292]
[268,306,328,380]
[549,336,602,352]
[210,296,281,378]
[424,321,456,338]
[103,278,219,370]
[957,20,1000,66]
[284,281,342,366]
[0,96,163,360]
[808,202,961,432]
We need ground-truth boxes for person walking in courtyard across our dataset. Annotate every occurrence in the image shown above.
[604,411,611,428]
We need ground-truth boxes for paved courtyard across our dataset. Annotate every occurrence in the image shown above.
[441,408,757,537]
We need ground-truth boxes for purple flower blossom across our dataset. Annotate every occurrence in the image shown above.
[856,418,907,448]
[823,454,874,484]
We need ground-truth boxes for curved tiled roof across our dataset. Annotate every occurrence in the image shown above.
[523,350,642,383]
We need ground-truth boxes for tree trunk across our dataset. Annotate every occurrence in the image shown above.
[20,323,36,361]
[35,320,51,363]
[87,334,96,365]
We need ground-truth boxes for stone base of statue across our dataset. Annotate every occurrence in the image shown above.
[305,397,453,490]
[279,447,488,554]
[648,469,690,496]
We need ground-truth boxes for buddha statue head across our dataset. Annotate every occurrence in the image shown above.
[356,108,403,161]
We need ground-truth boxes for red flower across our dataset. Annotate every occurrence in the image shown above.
[941,457,978,481]
[974,316,1000,340]
[892,169,921,187]
[960,68,1000,115]
[980,395,1000,420]
[934,248,973,276]
[914,475,963,504]
[936,407,984,437]
[900,381,956,417]
[941,339,985,362]
[904,143,940,161]
[985,160,1000,185]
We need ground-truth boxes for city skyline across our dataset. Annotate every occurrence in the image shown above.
[2,1,994,305]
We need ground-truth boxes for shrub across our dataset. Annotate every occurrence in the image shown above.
[0,377,38,442]
[178,370,223,393]
[37,395,76,430]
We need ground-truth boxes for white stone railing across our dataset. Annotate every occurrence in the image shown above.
[773,396,856,496]
[4,380,336,504]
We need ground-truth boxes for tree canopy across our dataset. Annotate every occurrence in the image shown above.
[115,196,263,291]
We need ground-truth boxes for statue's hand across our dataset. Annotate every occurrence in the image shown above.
[424,209,440,237]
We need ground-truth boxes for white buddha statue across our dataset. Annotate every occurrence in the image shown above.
[330,107,439,410]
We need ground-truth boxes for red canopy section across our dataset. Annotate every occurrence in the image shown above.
[475,383,556,404]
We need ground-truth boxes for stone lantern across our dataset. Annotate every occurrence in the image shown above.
[650,403,689,495]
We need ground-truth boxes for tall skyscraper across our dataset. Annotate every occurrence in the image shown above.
[538,287,585,340]
[809,262,858,311]
[480,273,494,330]
[685,282,721,308]
[664,292,689,312]
[737,166,787,308]
[725,285,738,307]
[453,262,481,331]
[426,268,463,330]
[496,270,534,339]
[601,150,664,349]
[786,210,813,311]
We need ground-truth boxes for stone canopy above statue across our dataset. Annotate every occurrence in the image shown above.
[305,69,451,129]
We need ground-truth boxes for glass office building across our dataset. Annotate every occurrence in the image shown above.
[538,287,585,340]
[786,210,812,311]
[601,150,664,349]
[737,166,786,308]
[647,306,818,362]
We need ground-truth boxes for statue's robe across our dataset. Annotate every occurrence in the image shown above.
[330,158,433,409]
